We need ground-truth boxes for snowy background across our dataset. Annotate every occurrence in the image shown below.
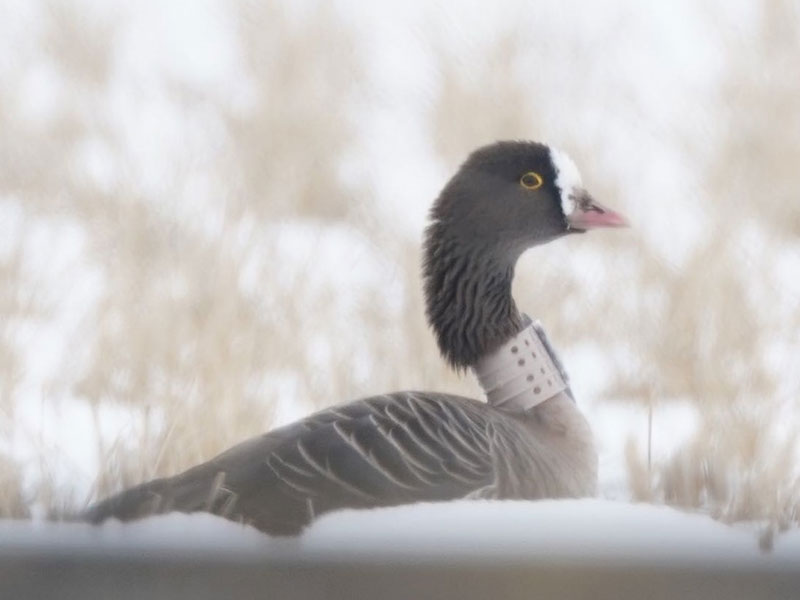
[1,0,800,554]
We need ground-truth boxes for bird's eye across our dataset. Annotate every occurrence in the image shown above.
[520,171,544,190]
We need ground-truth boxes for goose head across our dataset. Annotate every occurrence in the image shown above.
[423,140,628,369]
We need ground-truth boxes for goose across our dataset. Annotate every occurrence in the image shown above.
[85,140,628,535]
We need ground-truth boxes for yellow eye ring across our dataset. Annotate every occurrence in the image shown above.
[520,171,543,190]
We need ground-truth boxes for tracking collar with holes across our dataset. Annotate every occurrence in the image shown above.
[472,316,568,412]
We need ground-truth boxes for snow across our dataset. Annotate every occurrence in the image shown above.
[3,499,799,567]
[307,500,800,565]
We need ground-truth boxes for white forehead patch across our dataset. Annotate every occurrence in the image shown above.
[549,147,583,216]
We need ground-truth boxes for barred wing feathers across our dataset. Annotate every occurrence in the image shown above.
[86,392,512,535]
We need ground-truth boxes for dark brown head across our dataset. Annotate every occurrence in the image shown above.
[429,141,626,258]
[423,140,627,368]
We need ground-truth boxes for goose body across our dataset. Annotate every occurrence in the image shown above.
[86,141,627,535]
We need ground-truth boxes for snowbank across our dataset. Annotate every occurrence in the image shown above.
[3,499,799,565]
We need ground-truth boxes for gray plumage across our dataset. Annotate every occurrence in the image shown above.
[86,140,624,535]
[85,391,594,535]
[423,141,576,368]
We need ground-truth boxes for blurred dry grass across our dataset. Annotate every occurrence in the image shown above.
[1,0,799,532]
[618,1,800,530]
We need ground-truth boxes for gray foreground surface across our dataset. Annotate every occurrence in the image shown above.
[4,539,799,600]
[3,501,800,600]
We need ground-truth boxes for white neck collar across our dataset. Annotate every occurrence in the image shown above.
[471,317,568,412]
